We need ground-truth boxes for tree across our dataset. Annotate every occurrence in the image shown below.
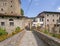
[21,9,24,16]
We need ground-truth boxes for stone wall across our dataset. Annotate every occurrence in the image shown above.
[33,30,60,46]
[0,16,27,34]
[0,0,21,15]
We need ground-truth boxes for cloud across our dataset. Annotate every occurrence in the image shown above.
[56,7,60,11]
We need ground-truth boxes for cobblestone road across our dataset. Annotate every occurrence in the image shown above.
[19,31,48,46]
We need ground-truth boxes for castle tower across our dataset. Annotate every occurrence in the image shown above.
[0,0,21,16]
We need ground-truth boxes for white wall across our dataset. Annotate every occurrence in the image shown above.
[32,18,43,27]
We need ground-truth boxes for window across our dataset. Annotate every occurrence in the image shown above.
[40,18,41,21]
[47,19,49,22]
[11,11,13,13]
[17,17,20,19]
[1,16,4,18]
[42,18,43,21]
[1,8,3,11]
[53,19,54,22]
[47,14,49,16]
[57,19,58,22]
[10,5,12,7]
[9,19,13,21]
[1,22,5,26]
[53,15,54,16]
[11,1,12,3]
[33,19,37,22]
[40,18,43,21]
[10,22,14,26]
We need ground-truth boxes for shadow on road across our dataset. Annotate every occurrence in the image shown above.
[32,31,49,46]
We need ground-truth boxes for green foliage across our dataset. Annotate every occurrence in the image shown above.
[52,34,56,37]
[0,28,8,36]
[21,8,24,16]
[44,30,49,34]
[0,27,8,42]
[15,27,21,33]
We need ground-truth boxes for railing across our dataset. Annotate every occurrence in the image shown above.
[33,30,60,46]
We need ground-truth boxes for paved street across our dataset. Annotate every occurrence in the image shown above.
[0,30,48,46]
[19,30,48,46]
[0,30,25,46]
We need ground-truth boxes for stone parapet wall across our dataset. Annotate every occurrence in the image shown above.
[33,30,60,46]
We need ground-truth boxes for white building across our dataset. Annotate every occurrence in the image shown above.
[32,17,44,27]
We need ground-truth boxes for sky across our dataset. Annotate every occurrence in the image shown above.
[21,0,60,17]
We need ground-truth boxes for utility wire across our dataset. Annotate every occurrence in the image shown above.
[25,0,33,14]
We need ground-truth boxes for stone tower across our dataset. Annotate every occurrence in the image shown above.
[0,0,21,16]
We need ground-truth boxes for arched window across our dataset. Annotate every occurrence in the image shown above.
[9,19,13,21]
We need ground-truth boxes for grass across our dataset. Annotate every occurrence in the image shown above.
[39,29,60,39]
[0,27,22,42]
[0,28,8,36]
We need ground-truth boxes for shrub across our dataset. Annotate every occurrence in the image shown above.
[12,31,16,35]
[0,27,8,36]
[44,30,49,34]
[15,27,21,33]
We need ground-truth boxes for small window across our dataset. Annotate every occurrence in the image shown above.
[11,1,12,3]
[9,19,13,21]
[53,15,54,16]
[1,22,5,26]
[42,18,43,21]
[53,19,54,22]
[10,22,14,26]
[10,5,12,7]
[57,19,58,22]
[1,8,3,11]
[40,18,41,21]
[1,16,4,18]
[11,11,13,13]
[17,17,20,19]
[47,14,49,16]
[57,25,59,27]
[47,19,49,22]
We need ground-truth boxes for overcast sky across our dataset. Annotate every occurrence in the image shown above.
[21,0,60,17]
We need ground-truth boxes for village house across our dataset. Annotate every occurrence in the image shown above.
[0,0,31,34]
[33,11,60,34]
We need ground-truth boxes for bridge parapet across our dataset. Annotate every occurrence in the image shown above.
[33,30,60,46]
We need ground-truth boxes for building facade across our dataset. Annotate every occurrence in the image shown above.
[0,0,21,16]
[32,17,44,27]
[37,11,60,34]
[0,0,24,34]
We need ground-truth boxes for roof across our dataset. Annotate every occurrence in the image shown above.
[0,13,28,18]
[41,11,60,14]
[37,11,60,18]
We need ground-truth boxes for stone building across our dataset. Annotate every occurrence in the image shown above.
[37,11,60,34]
[0,0,24,34]
[0,15,26,33]
[0,0,21,15]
